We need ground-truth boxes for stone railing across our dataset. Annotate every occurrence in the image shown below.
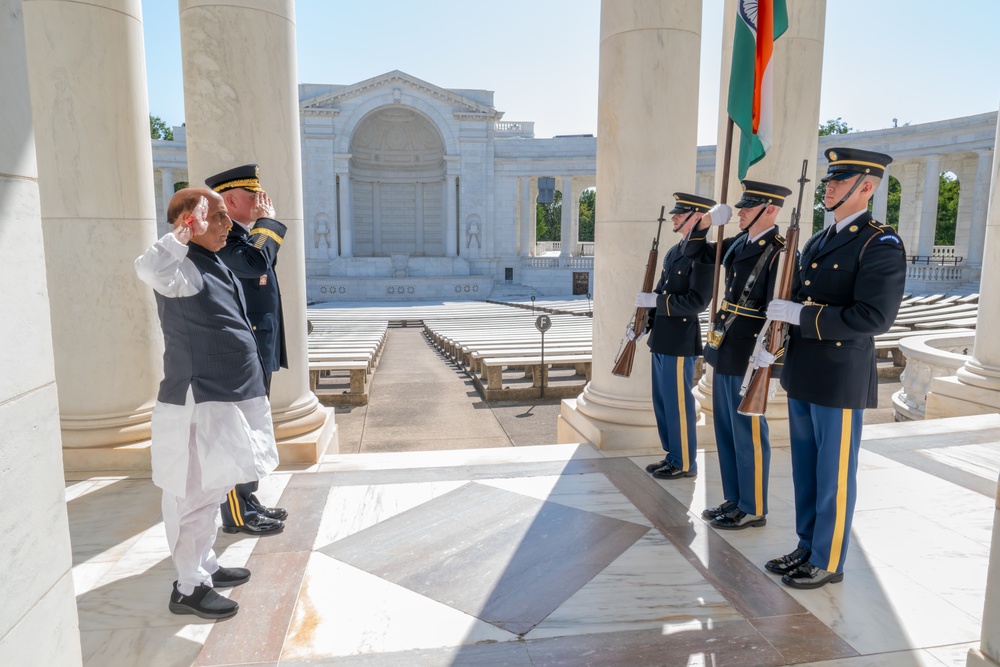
[494,121,534,138]
[525,257,558,268]
[892,332,974,420]
[535,241,562,254]
[578,242,595,256]
[522,256,594,270]
[932,245,958,261]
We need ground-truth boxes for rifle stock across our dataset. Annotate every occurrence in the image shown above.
[612,206,666,378]
[737,160,810,416]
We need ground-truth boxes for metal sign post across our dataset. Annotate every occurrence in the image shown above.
[535,314,551,398]
[530,294,536,314]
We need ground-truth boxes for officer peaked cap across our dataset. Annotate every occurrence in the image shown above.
[734,180,793,208]
[205,164,264,193]
[669,192,716,214]
[821,147,893,182]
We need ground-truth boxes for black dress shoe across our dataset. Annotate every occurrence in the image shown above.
[211,566,250,588]
[169,582,238,620]
[651,463,696,480]
[249,495,288,521]
[765,546,812,575]
[645,457,669,473]
[781,562,844,589]
[701,500,737,520]
[711,508,766,530]
[221,514,284,536]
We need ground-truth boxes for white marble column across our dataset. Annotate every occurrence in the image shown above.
[559,176,573,257]
[519,177,532,257]
[872,166,890,223]
[160,168,176,226]
[415,183,425,255]
[179,0,335,459]
[23,0,163,449]
[968,150,994,267]
[1,2,82,662]
[559,0,702,448]
[897,161,922,250]
[917,155,942,258]
[696,0,826,445]
[372,182,383,255]
[445,164,459,257]
[335,154,352,258]
[967,478,1000,667]
[954,156,977,264]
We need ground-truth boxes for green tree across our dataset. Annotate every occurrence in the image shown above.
[813,117,854,232]
[150,114,174,141]
[536,189,562,242]
[936,172,959,245]
[578,188,595,242]
[886,175,901,228]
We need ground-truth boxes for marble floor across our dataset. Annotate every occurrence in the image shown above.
[67,413,1000,666]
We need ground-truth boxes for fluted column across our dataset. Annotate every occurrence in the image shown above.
[519,177,532,256]
[445,159,459,257]
[335,154,352,257]
[23,0,163,449]
[559,176,573,257]
[968,150,994,267]
[559,0,702,448]
[917,155,942,258]
[1,1,82,662]
[180,0,335,459]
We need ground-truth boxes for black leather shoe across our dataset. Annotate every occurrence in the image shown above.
[765,546,811,575]
[651,463,696,480]
[249,495,288,521]
[221,514,284,536]
[169,582,238,620]
[211,566,250,588]
[781,562,844,589]
[701,500,737,520]
[645,458,669,473]
[711,508,766,530]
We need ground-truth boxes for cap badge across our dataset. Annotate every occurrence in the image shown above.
[829,150,838,161]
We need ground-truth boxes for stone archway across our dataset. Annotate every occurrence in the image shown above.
[349,107,447,257]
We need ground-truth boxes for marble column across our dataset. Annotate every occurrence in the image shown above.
[968,150,994,267]
[559,0,702,448]
[335,154,353,257]
[23,0,163,449]
[372,182,383,255]
[560,176,573,257]
[954,156,977,264]
[897,161,922,250]
[696,0,826,445]
[519,177,532,257]
[445,164,459,257]
[179,0,335,460]
[872,165,890,223]
[160,168,176,227]
[917,155,942,258]
[967,477,1000,667]
[0,2,82,662]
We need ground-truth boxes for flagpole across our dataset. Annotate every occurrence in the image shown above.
[709,116,735,331]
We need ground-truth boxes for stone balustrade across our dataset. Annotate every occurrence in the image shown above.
[893,332,974,420]
[494,120,534,137]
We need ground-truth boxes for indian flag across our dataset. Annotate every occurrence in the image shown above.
[728,0,789,179]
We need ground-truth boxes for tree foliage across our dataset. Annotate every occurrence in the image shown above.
[536,189,561,242]
[150,115,173,141]
[579,188,595,242]
[936,172,959,245]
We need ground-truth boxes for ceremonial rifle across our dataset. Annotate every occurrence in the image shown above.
[611,206,665,377]
[737,159,809,416]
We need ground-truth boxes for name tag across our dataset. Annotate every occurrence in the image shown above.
[259,275,268,286]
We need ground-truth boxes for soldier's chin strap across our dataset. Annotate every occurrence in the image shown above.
[824,174,867,212]
[746,202,770,228]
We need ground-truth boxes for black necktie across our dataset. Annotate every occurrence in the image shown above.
[819,225,838,250]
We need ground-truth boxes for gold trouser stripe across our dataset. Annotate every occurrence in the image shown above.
[827,410,853,571]
[752,416,763,515]
[250,227,284,247]
[676,357,689,470]
[228,489,244,526]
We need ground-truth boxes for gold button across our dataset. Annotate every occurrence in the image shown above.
[678,270,682,274]
[758,240,765,246]
[811,262,818,268]
[753,333,758,338]
[252,326,257,330]
[833,264,839,269]
[836,341,842,347]
[804,280,811,286]
[849,225,858,232]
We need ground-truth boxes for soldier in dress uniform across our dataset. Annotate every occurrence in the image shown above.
[205,164,289,537]
[685,180,791,529]
[761,147,906,589]
[634,193,716,480]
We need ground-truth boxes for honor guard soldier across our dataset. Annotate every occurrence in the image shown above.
[634,193,716,480]
[761,148,906,588]
[685,180,791,530]
[205,164,289,537]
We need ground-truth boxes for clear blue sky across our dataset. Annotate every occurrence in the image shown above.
[141,1,999,144]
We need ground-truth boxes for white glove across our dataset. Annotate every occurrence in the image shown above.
[767,299,804,325]
[625,326,647,344]
[635,292,658,308]
[754,348,776,369]
[768,378,780,400]
[706,203,733,227]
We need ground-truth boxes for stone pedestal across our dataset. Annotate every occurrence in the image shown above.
[560,0,702,449]
[179,0,335,460]
[23,0,163,449]
[2,2,83,664]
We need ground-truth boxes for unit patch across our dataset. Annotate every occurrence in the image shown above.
[878,234,901,244]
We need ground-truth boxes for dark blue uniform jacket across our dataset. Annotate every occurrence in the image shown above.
[645,236,714,357]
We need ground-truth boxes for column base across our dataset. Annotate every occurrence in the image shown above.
[557,397,663,451]
[925,375,1000,419]
[967,648,1000,667]
[63,407,338,474]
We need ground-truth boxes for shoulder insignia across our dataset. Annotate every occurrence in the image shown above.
[878,233,902,244]
[774,235,786,247]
